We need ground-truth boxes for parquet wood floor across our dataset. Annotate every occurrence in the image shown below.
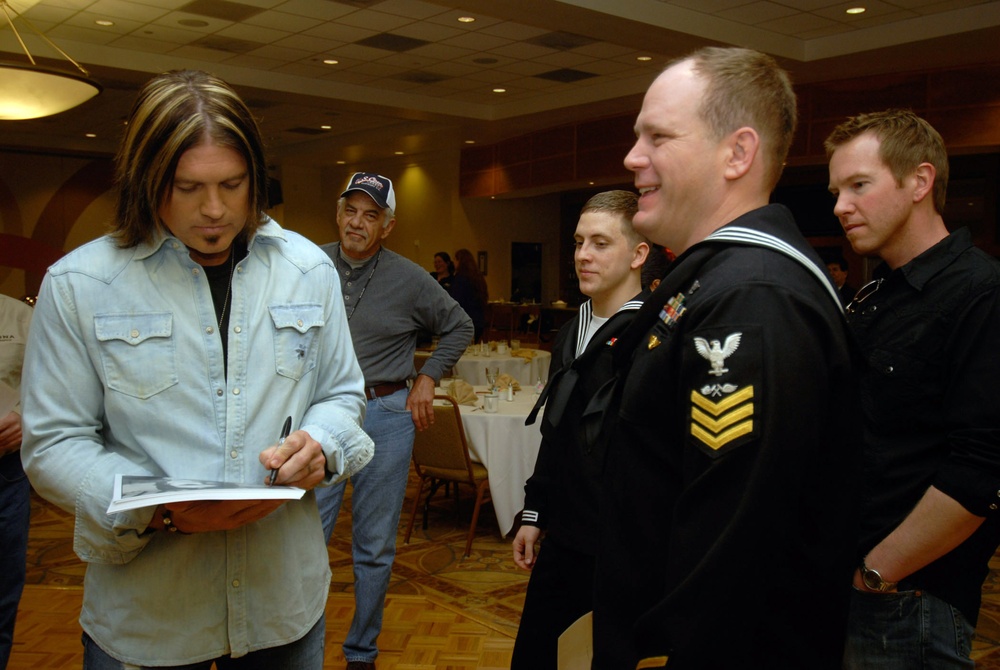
[9,587,514,669]
[17,469,1000,668]
[13,469,524,669]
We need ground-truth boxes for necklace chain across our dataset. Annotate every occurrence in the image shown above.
[217,250,237,329]
[345,247,382,321]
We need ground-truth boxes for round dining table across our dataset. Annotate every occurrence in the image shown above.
[435,386,543,536]
[451,349,551,388]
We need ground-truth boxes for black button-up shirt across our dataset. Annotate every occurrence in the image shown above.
[849,227,1000,624]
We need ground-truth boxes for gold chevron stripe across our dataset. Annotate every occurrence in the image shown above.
[690,385,754,415]
[637,657,669,669]
[691,419,754,451]
[691,403,754,433]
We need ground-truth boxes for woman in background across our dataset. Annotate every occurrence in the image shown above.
[450,249,488,342]
[432,252,455,291]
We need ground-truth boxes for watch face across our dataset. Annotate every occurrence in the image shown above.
[862,568,884,591]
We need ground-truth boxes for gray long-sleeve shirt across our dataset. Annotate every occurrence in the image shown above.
[321,242,473,385]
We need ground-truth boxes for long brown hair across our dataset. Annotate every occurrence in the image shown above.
[454,248,488,306]
[112,70,269,248]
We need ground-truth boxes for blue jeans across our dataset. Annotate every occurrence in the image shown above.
[843,588,975,669]
[82,614,325,669]
[0,452,30,669]
[314,388,415,663]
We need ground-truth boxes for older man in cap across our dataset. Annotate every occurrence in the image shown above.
[316,172,473,670]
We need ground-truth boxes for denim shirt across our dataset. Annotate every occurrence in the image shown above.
[21,218,373,664]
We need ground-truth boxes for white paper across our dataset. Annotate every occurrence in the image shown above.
[107,474,305,514]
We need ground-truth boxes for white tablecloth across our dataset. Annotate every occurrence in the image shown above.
[435,387,542,536]
[452,350,551,388]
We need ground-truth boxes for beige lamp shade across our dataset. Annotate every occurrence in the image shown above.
[0,61,102,120]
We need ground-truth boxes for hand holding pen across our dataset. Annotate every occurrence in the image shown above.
[260,416,327,489]
[267,416,292,486]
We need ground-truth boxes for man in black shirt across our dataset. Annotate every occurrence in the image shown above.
[827,109,1000,669]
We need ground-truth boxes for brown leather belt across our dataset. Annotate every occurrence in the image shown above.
[365,381,407,400]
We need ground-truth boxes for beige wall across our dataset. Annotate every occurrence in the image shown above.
[1,146,563,304]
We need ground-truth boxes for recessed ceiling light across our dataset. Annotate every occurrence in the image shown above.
[637,56,652,62]
[846,6,866,14]
[95,19,114,27]
[320,125,331,130]
[323,59,338,65]
[458,16,475,23]
[394,151,404,155]
[493,88,506,93]
[85,133,97,138]
[336,160,346,165]
[464,140,475,144]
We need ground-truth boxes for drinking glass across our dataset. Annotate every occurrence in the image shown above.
[485,367,499,392]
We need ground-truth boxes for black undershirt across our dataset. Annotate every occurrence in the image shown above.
[203,242,246,376]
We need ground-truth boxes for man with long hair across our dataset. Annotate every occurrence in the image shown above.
[21,70,373,668]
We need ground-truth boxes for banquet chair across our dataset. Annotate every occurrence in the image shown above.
[513,304,542,345]
[403,395,492,557]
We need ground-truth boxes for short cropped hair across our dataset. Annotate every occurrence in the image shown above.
[641,243,674,290]
[673,47,797,192]
[580,190,645,249]
[824,109,948,215]
[112,69,269,248]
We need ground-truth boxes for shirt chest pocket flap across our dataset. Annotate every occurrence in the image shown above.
[269,304,325,380]
[94,312,178,399]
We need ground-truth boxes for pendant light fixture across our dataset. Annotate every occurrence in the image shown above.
[0,0,102,120]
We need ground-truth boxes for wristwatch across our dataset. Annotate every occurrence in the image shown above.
[860,556,898,592]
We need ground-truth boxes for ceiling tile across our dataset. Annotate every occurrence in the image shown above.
[272,33,341,52]
[718,1,799,24]
[170,43,234,59]
[303,20,376,41]
[88,0,172,21]
[668,0,753,12]
[572,41,638,59]
[487,41,555,59]
[272,0,355,21]
[125,22,202,44]
[477,20,548,41]
[424,9,503,30]
[439,31,512,51]
[108,33,179,52]
[757,11,840,33]
[48,23,123,44]
[244,8,321,31]
[336,8,413,31]
[216,20,290,42]
[179,0,265,21]
[406,42,472,60]
[373,0,452,20]
[245,42,311,60]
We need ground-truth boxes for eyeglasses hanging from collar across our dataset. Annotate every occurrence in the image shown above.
[846,278,884,315]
